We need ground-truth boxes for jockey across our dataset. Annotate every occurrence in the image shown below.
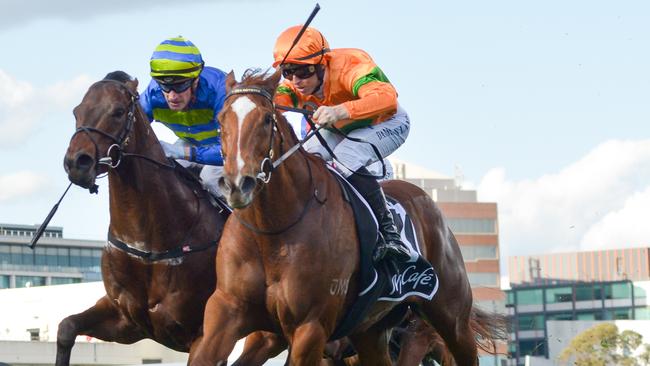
[140,36,227,197]
[273,25,411,264]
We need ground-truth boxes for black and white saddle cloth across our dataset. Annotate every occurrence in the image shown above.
[328,167,438,340]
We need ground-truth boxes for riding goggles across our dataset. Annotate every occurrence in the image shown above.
[281,64,317,79]
[156,78,194,93]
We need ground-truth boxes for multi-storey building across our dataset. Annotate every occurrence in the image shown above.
[506,247,650,365]
[0,223,103,289]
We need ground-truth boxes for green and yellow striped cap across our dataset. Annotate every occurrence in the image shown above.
[150,36,204,79]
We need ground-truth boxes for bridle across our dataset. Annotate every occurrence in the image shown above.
[71,80,138,170]
[225,86,282,184]
[70,80,174,192]
[224,85,324,235]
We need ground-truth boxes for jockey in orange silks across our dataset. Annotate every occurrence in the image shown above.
[273,25,411,264]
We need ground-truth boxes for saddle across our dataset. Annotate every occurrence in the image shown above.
[327,167,438,340]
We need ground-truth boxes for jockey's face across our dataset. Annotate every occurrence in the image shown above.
[162,78,198,111]
[285,65,321,96]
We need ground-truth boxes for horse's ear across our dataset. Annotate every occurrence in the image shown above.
[225,71,237,93]
[125,78,139,94]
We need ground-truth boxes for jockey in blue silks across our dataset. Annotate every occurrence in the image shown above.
[140,36,227,196]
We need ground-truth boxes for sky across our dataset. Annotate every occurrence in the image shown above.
[0,0,648,286]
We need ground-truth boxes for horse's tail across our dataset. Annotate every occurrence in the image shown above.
[470,306,509,355]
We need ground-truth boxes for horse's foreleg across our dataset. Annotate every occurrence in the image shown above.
[231,331,287,366]
[189,290,249,366]
[349,326,392,366]
[288,321,328,366]
[56,296,143,366]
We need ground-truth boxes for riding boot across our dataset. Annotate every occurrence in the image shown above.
[347,167,412,264]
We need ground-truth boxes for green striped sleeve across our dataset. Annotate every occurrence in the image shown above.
[351,66,391,97]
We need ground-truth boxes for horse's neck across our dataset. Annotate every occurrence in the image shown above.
[246,152,315,226]
[107,122,197,248]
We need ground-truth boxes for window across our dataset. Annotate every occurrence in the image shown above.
[605,309,632,320]
[70,248,81,267]
[635,307,650,320]
[35,247,47,266]
[604,282,631,300]
[15,276,46,288]
[519,339,546,356]
[10,245,22,264]
[576,311,603,320]
[634,285,646,299]
[92,249,102,267]
[0,244,10,264]
[446,218,496,234]
[576,284,597,301]
[460,245,497,261]
[51,277,81,285]
[80,249,93,268]
[21,246,34,265]
[547,312,573,321]
[545,287,572,303]
[58,247,70,266]
[467,272,498,286]
[518,314,544,331]
[0,275,9,289]
[46,247,58,266]
[516,289,544,305]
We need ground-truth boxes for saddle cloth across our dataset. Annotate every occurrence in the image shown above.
[328,166,438,340]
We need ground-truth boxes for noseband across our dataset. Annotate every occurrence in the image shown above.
[70,80,138,171]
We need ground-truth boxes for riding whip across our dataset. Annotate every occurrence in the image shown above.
[29,182,73,249]
[278,3,321,67]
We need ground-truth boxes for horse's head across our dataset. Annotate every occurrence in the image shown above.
[216,69,283,208]
[64,71,140,190]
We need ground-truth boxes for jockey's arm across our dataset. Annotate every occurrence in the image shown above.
[342,81,397,120]
[190,144,224,166]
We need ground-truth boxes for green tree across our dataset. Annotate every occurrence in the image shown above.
[558,323,648,366]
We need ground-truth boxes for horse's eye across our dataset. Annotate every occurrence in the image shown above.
[264,114,273,125]
[112,108,126,118]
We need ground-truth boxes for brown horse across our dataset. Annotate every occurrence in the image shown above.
[59,71,278,365]
[189,69,497,366]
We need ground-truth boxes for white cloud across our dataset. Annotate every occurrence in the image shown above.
[478,139,650,265]
[580,186,650,250]
[0,171,49,203]
[0,69,92,148]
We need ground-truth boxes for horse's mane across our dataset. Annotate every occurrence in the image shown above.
[239,68,276,95]
[104,70,134,83]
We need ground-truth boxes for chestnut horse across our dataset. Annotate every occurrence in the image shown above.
[59,71,278,365]
[190,69,493,366]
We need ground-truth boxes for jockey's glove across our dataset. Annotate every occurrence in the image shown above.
[160,141,189,160]
[313,104,350,127]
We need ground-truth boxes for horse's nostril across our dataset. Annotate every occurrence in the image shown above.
[75,153,95,171]
[240,176,256,195]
